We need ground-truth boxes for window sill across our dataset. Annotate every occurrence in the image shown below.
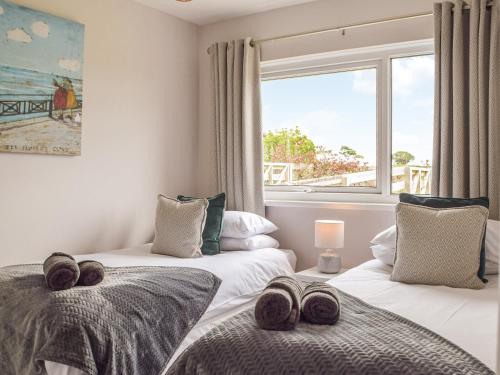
[265,200,396,211]
[265,190,398,207]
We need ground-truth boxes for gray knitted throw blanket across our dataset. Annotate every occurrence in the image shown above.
[168,289,493,375]
[0,264,221,375]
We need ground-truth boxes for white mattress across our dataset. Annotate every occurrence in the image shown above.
[44,244,297,375]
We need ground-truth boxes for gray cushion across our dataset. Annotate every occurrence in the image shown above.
[391,203,488,289]
[151,195,208,258]
[399,193,489,280]
[177,193,225,255]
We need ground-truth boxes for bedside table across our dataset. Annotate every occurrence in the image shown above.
[295,267,347,283]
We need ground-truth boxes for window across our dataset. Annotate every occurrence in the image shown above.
[262,68,377,190]
[261,40,434,203]
[391,55,434,195]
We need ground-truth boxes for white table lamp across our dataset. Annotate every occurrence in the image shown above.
[315,220,344,274]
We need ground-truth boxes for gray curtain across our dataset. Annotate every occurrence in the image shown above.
[432,0,500,219]
[209,38,265,216]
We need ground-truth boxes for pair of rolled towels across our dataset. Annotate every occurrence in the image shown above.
[255,276,340,331]
[43,252,105,291]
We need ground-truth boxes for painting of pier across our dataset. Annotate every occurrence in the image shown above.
[0,0,84,156]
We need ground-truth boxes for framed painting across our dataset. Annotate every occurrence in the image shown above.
[0,0,84,156]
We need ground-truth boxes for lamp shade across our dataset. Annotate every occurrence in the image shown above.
[315,220,344,249]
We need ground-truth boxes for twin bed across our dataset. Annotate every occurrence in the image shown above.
[43,244,297,375]
[3,243,497,374]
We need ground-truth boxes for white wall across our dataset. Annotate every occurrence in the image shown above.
[0,0,436,269]
[197,0,435,270]
[267,203,395,270]
[0,0,198,265]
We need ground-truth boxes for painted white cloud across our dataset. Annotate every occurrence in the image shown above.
[58,59,81,72]
[32,21,49,38]
[0,6,4,15]
[352,70,376,95]
[392,55,434,95]
[7,28,32,43]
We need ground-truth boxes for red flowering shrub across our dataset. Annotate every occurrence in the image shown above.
[264,128,369,181]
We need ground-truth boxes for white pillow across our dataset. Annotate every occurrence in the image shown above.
[370,220,500,275]
[370,225,396,248]
[220,235,279,251]
[371,244,396,266]
[485,220,499,264]
[221,211,278,239]
[485,259,498,275]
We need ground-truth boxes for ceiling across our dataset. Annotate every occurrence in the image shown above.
[132,0,318,26]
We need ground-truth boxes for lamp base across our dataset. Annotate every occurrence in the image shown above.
[317,251,342,274]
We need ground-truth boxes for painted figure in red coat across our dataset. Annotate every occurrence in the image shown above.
[52,79,67,120]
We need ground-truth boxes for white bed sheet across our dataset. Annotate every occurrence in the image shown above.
[330,260,498,371]
[44,244,296,375]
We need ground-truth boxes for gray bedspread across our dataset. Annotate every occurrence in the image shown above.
[168,289,493,375]
[0,264,221,375]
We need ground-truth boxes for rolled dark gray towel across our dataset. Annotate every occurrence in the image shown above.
[43,252,80,291]
[77,260,105,286]
[255,276,303,331]
[301,282,341,325]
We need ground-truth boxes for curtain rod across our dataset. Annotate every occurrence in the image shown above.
[250,11,433,48]
[206,11,432,54]
[206,1,495,54]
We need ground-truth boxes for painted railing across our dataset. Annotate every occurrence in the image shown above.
[264,162,432,194]
[0,96,53,117]
[0,95,82,119]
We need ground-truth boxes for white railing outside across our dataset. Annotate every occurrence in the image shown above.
[264,162,294,186]
[264,162,431,194]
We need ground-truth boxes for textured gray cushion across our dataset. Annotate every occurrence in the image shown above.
[391,203,488,289]
[151,195,208,258]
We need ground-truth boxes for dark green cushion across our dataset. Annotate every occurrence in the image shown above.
[177,193,225,255]
[399,193,489,281]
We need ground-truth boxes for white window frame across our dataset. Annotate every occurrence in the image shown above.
[261,39,434,205]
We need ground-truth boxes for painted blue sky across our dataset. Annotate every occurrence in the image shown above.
[0,0,84,79]
[262,54,434,166]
